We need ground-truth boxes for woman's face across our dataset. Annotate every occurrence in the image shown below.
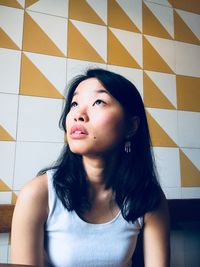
[66,78,127,156]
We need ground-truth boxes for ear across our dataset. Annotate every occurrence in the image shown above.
[126,116,140,138]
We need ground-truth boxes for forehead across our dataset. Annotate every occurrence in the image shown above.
[73,78,107,96]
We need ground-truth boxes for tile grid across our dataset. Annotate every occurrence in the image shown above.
[0,0,199,207]
[0,0,200,263]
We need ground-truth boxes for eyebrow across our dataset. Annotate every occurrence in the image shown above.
[72,89,109,97]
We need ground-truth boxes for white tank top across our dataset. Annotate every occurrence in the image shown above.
[44,170,143,267]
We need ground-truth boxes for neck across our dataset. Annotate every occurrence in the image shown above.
[82,155,105,188]
[82,155,117,211]
[82,151,120,191]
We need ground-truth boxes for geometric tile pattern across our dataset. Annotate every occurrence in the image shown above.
[0,0,200,211]
[20,52,66,98]
[147,108,178,147]
[68,20,107,63]
[0,5,24,50]
[108,0,141,32]
[144,71,176,109]
[108,28,142,68]
[143,1,174,39]
[176,75,200,112]
[174,9,200,45]
[23,11,68,57]
[179,149,200,187]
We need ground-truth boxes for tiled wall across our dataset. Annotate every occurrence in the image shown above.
[0,0,200,263]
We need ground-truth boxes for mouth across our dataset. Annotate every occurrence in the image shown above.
[70,124,88,139]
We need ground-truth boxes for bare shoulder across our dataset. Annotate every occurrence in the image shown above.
[11,173,49,265]
[18,173,48,199]
[14,173,49,222]
[143,192,170,266]
[17,173,48,205]
[144,191,169,224]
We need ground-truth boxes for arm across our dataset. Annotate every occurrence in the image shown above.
[143,192,170,267]
[11,174,48,266]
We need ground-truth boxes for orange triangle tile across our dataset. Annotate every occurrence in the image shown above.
[144,73,175,109]
[177,75,200,112]
[0,126,15,141]
[0,0,23,8]
[143,2,172,39]
[23,12,65,57]
[0,179,11,191]
[143,36,174,74]
[180,150,200,187]
[108,0,140,32]
[108,29,141,68]
[67,20,105,63]
[69,0,105,25]
[20,53,64,98]
[174,11,200,45]
[0,28,20,50]
[25,0,39,8]
[12,192,18,205]
[146,111,177,147]
[169,0,200,15]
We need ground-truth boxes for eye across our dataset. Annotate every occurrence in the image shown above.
[70,101,78,109]
[93,99,106,106]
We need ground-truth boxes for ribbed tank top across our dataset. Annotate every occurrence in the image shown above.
[44,170,143,267]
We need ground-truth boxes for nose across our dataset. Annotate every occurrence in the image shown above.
[74,108,89,122]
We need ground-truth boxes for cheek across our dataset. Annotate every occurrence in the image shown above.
[99,114,126,138]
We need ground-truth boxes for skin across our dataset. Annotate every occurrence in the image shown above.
[66,78,127,157]
[11,78,170,266]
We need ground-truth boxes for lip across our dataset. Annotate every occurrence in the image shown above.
[70,124,88,139]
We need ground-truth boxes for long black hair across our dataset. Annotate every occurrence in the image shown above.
[39,68,162,222]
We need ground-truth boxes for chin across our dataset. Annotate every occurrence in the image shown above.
[68,145,89,155]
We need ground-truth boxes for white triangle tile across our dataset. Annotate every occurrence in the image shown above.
[14,141,64,190]
[17,0,25,8]
[153,147,181,187]
[0,5,24,49]
[87,0,107,24]
[175,9,200,40]
[145,35,175,72]
[116,0,142,31]
[0,192,12,204]
[67,59,106,84]
[147,108,178,145]
[145,1,174,38]
[145,70,177,107]
[27,11,68,55]
[24,52,67,96]
[175,41,200,78]
[107,65,143,99]
[0,48,21,94]
[178,111,200,148]
[70,20,107,62]
[17,96,64,142]
[0,142,16,189]
[145,0,172,7]
[162,188,181,199]
[0,94,19,139]
[182,188,200,199]
[26,0,69,18]
[110,28,143,67]
[182,148,200,171]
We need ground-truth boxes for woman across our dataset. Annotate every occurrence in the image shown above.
[11,68,170,267]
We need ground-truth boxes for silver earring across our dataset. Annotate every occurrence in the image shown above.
[124,140,131,153]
